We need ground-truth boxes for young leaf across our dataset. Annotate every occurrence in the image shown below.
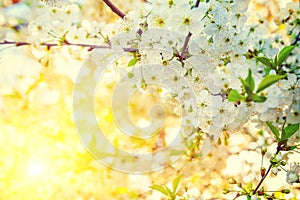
[277,45,295,66]
[172,175,182,194]
[149,185,169,196]
[241,79,252,95]
[128,57,138,67]
[256,57,274,69]
[251,94,267,102]
[266,121,280,141]
[228,89,246,102]
[282,123,299,140]
[247,182,253,191]
[245,69,255,92]
[274,54,278,67]
[162,185,173,198]
[256,74,287,93]
[264,67,271,75]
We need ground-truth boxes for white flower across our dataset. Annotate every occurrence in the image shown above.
[226,59,249,78]
[286,101,300,124]
[65,26,88,43]
[203,22,219,36]
[81,20,101,37]
[231,32,250,54]
[287,172,299,184]
[265,86,284,108]
[213,29,235,53]
[251,195,259,200]
[211,5,228,26]
[28,14,52,43]
[232,0,250,12]
[168,4,205,34]
[286,162,300,184]
[279,74,297,90]
[279,2,300,21]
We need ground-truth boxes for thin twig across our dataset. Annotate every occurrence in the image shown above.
[123,47,138,53]
[0,40,111,51]
[291,31,300,46]
[180,31,192,60]
[195,0,200,8]
[0,40,144,55]
[103,0,126,19]
[252,145,281,194]
[0,41,30,46]
[253,164,272,194]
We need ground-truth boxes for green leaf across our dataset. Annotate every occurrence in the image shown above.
[251,94,267,102]
[288,145,297,150]
[247,183,253,191]
[256,74,287,93]
[172,175,181,193]
[264,67,271,75]
[266,121,280,141]
[228,89,246,102]
[128,57,138,67]
[162,185,173,198]
[256,57,274,69]
[241,79,252,95]
[274,54,278,66]
[277,46,295,66]
[149,185,169,196]
[246,69,255,92]
[282,123,299,140]
[251,94,267,103]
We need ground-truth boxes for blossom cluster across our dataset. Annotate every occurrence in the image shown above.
[0,0,299,199]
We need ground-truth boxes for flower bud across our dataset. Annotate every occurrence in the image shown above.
[261,147,267,156]
[281,189,290,194]
[228,177,237,184]
[271,167,279,175]
[280,160,286,166]
[222,188,230,194]
[276,152,283,161]
[261,167,266,177]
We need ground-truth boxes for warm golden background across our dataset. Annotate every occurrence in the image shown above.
[0,0,299,199]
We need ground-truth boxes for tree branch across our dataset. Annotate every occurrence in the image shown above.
[103,0,126,19]
[0,40,111,51]
[0,40,143,54]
